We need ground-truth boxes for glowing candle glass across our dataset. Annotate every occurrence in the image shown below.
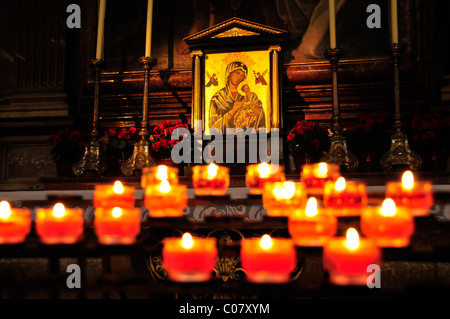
[323,177,368,216]
[301,162,340,195]
[141,165,179,188]
[145,180,187,217]
[245,162,285,195]
[93,180,135,209]
[162,233,218,282]
[288,197,337,246]
[0,201,32,244]
[385,170,433,216]
[241,234,297,283]
[192,163,229,196]
[361,198,414,247]
[323,228,381,286]
[262,181,306,217]
[94,207,142,245]
[35,203,84,244]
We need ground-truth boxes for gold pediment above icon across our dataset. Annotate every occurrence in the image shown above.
[212,27,260,38]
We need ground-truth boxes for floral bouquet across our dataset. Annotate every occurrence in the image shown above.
[408,112,450,153]
[151,120,189,159]
[104,127,140,159]
[49,128,90,163]
[345,114,391,154]
[286,120,330,161]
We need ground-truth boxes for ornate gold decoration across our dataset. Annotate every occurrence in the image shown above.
[212,27,259,38]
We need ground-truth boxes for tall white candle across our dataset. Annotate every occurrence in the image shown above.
[328,0,337,49]
[390,0,398,44]
[95,0,107,60]
[145,0,154,57]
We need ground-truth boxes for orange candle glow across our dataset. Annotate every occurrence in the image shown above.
[35,203,84,244]
[141,165,179,188]
[301,162,340,195]
[94,206,142,245]
[288,197,337,246]
[323,228,381,285]
[192,163,229,196]
[245,162,285,195]
[323,177,368,216]
[262,181,306,217]
[144,180,187,217]
[93,180,135,209]
[361,198,414,247]
[162,233,218,282]
[241,234,297,283]
[0,201,32,244]
[385,170,433,216]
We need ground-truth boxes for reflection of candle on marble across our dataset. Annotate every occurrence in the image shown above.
[0,201,32,244]
[262,181,306,217]
[94,206,142,245]
[301,162,340,195]
[192,163,229,196]
[246,163,285,195]
[93,180,135,209]
[323,228,381,286]
[145,180,187,217]
[162,233,218,282]
[361,198,414,247]
[288,197,337,246]
[141,165,179,188]
[241,234,296,283]
[35,203,84,244]
[323,177,368,216]
[385,170,433,216]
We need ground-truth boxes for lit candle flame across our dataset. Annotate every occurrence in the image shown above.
[113,180,124,194]
[272,181,296,200]
[317,162,328,178]
[207,163,218,179]
[305,197,318,217]
[112,207,122,218]
[380,198,397,217]
[257,162,270,179]
[53,203,66,218]
[260,234,273,250]
[402,170,414,190]
[344,228,360,250]
[0,201,12,219]
[158,179,171,193]
[181,232,194,249]
[156,165,168,181]
[335,177,346,191]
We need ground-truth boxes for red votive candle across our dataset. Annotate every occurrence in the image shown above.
[192,163,229,196]
[94,207,142,245]
[93,180,135,209]
[245,162,285,195]
[301,162,340,195]
[0,201,32,244]
[323,177,368,216]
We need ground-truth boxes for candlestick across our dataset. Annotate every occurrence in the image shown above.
[288,197,337,246]
[95,0,106,60]
[361,198,414,247]
[0,201,32,244]
[35,203,84,244]
[192,163,230,196]
[94,207,142,245]
[145,0,154,57]
[390,0,398,44]
[245,162,285,195]
[93,180,135,209]
[262,181,306,217]
[328,0,337,49]
[145,180,187,217]
[385,170,433,216]
[241,234,297,283]
[323,228,381,286]
[162,233,218,282]
[323,177,368,216]
[141,165,179,188]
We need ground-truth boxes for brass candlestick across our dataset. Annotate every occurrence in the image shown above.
[380,43,421,171]
[73,58,107,176]
[121,56,157,176]
[320,48,359,172]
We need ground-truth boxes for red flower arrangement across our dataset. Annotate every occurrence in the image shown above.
[409,113,450,153]
[287,120,330,159]
[49,128,90,162]
[151,120,189,159]
[104,126,140,158]
[345,114,391,153]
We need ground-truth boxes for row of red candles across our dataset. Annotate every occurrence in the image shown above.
[0,162,434,285]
